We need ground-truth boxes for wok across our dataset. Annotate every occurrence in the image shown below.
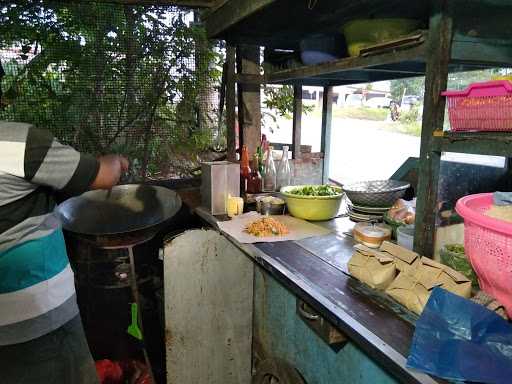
[56,184,182,247]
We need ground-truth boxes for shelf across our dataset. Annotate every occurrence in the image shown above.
[204,0,430,48]
[266,44,427,86]
[431,132,512,157]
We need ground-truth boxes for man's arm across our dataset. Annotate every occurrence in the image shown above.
[17,125,127,194]
[91,154,129,190]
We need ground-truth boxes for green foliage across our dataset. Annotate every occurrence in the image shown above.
[0,1,223,179]
[263,84,313,121]
[390,77,425,100]
[263,85,295,118]
[399,106,420,125]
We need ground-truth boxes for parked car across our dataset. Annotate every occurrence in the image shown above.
[365,96,393,109]
[400,95,420,111]
[345,93,364,107]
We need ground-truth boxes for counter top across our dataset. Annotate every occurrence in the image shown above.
[195,207,444,384]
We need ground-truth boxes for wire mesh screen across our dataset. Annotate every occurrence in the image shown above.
[0,1,224,180]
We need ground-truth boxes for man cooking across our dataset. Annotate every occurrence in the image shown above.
[0,121,129,383]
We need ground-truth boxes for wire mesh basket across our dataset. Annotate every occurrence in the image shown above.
[343,180,409,207]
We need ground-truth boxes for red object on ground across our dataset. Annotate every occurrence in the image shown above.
[95,360,123,384]
[96,359,150,384]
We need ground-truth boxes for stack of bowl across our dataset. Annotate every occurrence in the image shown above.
[343,180,410,222]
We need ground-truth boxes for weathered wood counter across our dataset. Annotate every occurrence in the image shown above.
[195,207,443,384]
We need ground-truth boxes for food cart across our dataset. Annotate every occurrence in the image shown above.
[160,1,512,383]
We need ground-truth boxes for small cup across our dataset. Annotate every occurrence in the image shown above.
[227,196,244,218]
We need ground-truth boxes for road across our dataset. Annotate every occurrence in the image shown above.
[263,115,421,185]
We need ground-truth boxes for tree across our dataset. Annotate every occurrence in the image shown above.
[0,1,223,179]
[390,77,425,101]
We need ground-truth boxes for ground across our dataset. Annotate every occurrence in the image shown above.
[265,108,421,185]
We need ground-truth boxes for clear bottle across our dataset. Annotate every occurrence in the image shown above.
[263,146,277,192]
[276,145,292,191]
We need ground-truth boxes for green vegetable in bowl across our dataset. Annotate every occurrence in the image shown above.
[289,185,341,196]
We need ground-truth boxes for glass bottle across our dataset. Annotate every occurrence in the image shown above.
[240,145,251,193]
[263,146,276,192]
[246,155,262,194]
[276,145,292,191]
[256,146,265,177]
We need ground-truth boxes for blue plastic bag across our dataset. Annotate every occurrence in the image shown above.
[407,288,512,384]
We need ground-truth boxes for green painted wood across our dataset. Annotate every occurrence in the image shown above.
[414,2,453,257]
[451,35,512,67]
[204,0,275,38]
[236,44,262,156]
[390,157,419,181]
[432,133,512,157]
[321,86,333,184]
[225,46,237,162]
[205,0,428,47]
[292,85,302,160]
[253,267,400,384]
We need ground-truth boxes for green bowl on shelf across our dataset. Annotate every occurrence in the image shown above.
[280,185,344,221]
[342,18,421,56]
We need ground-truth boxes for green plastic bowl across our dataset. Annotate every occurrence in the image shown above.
[280,185,344,221]
[342,18,421,56]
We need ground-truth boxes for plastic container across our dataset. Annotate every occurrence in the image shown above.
[353,222,392,248]
[397,224,415,251]
[442,80,512,132]
[455,193,512,316]
[299,34,346,65]
[280,185,343,221]
[342,18,421,57]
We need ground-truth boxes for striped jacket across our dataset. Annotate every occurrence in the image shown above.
[0,122,99,345]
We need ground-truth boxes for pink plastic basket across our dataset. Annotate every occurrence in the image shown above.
[442,80,512,132]
[456,193,512,316]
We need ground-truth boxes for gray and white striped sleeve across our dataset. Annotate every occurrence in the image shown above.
[23,126,100,195]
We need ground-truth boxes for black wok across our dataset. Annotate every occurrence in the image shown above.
[56,184,182,247]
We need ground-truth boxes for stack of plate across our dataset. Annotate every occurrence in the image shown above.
[347,203,391,222]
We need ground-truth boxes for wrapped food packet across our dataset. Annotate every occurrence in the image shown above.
[380,241,421,274]
[385,267,440,315]
[348,244,397,290]
[386,256,472,315]
[419,257,472,299]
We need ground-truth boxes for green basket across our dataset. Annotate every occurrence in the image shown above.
[440,244,479,288]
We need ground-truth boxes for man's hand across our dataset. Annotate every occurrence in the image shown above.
[90,155,129,190]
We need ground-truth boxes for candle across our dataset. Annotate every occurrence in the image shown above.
[227,196,244,218]
[227,196,239,218]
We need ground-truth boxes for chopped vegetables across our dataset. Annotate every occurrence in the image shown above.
[445,244,465,254]
[245,217,290,237]
[288,185,341,197]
